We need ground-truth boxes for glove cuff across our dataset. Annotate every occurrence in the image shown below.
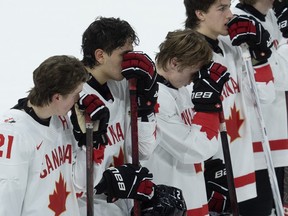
[193,102,223,113]
[138,108,155,122]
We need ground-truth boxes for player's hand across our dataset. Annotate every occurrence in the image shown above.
[94,163,154,202]
[273,0,288,38]
[204,159,231,214]
[70,94,109,148]
[227,15,272,61]
[192,61,230,112]
[122,52,158,119]
[78,94,109,122]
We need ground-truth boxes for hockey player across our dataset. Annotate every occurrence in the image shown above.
[71,17,158,215]
[184,0,275,215]
[142,28,230,215]
[0,55,99,216]
[0,55,154,216]
[230,0,288,215]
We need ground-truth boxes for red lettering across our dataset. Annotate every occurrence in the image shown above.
[115,122,124,141]
[109,125,119,144]
[0,134,14,159]
[58,116,69,130]
[64,144,72,164]
[40,144,72,179]
[222,77,240,99]
[40,169,47,178]
[58,146,63,165]
[0,134,4,158]
[45,154,54,174]
[106,122,125,146]
[181,108,193,126]
[230,78,240,93]
[52,149,60,168]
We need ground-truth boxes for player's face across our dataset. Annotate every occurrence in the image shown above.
[198,0,233,39]
[170,64,201,88]
[56,83,84,116]
[102,39,133,81]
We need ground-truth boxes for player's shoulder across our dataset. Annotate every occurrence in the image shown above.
[266,9,277,22]
[0,109,33,130]
[157,83,180,113]
[107,79,128,95]
[50,115,73,131]
[230,4,248,15]
[0,109,37,152]
[218,36,241,58]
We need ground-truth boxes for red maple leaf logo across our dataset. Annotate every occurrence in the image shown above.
[48,173,70,216]
[112,147,124,167]
[225,104,244,143]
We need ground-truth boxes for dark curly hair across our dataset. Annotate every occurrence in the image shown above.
[81,16,139,68]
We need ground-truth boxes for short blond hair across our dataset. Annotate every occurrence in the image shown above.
[155,29,212,72]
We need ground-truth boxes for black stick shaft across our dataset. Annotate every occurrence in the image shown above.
[129,79,140,216]
[219,110,239,216]
[86,114,94,216]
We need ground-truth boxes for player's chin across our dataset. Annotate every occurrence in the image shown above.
[114,74,125,81]
[221,29,229,36]
[184,81,192,87]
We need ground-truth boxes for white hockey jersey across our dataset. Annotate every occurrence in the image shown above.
[210,36,259,202]
[77,79,157,216]
[0,109,85,216]
[143,82,220,216]
[232,6,288,171]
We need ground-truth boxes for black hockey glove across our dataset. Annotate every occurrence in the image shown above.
[192,61,230,112]
[121,52,158,120]
[136,184,187,216]
[94,163,154,202]
[204,159,231,215]
[227,15,272,62]
[70,94,109,148]
[273,0,288,38]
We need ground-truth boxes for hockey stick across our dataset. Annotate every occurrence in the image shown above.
[219,109,239,216]
[283,92,288,215]
[85,114,99,216]
[129,78,140,216]
[241,43,284,216]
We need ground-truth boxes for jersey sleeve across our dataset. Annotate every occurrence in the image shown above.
[137,120,157,160]
[156,87,220,164]
[0,125,32,215]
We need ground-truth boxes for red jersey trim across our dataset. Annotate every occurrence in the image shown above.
[187,204,209,216]
[194,163,202,173]
[234,172,256,188]
[254,63,274,84]
[253,139,288,152]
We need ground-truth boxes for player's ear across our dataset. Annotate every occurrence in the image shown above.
[195,9,205,21]
[94,49,105,64]
[170,57,178,70]
[52,93,61,102]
